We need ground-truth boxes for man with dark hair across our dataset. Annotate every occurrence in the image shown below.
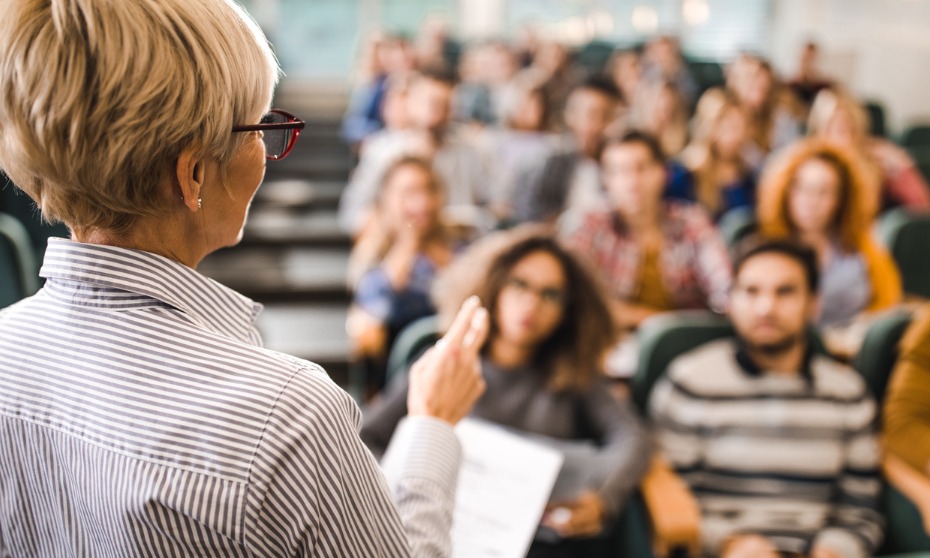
[510,75,621,225]
[649,236,883,558]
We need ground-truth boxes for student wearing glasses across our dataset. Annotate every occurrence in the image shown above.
[362,227,650,558]
[0,1,491,556]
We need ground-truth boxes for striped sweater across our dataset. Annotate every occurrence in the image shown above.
[649,339,882,557]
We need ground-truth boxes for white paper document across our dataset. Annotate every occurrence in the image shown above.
[451,418,564,558]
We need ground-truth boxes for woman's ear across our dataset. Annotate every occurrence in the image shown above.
[176,147,205,212]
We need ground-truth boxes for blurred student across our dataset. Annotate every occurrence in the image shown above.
[347,156,464,390]
[757,139,902,329]
[453,41,496,126]
[362,227,650,558]
[788,41,834,112]
[339,69,498,235]
[650,237,883,558]
[629,80,689,158]
[640,36,698,107]
[518,42,584,132]
[477,82,554,219]
[671,90,758,219]
[608,49,642,109]
[566,131,732,332]
[808,88,930,211]
[731,57,803,154]
[511,76,620,224]
[341,33,415,149]
[453,40,521,127]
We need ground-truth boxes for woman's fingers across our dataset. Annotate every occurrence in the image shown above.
[440,296,481,352]
[462,307,490,356]
[406,298,488,425]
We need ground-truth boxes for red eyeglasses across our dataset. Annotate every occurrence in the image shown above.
[232,109,305,160]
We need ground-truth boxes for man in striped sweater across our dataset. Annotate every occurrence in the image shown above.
[649,237,883,558]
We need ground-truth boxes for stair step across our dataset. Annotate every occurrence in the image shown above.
[199,246,350,302]
[256,302,350,364]
[241,208,350,248]
[255,179,344,211]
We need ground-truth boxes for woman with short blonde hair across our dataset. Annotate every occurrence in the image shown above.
[0,1,486,556]
[0,0,280,240]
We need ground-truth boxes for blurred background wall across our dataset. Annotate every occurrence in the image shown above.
[240,0,930,132]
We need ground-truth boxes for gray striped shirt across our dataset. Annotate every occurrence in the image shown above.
[0,238,460,557]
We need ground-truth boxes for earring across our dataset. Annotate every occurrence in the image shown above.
[180,195,203,210]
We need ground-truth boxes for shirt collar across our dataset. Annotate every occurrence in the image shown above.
[734,336,815,383]
[39,238,263,344]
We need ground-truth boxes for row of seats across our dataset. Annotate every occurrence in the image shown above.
[0,211,39,308]
[0,177,71,308]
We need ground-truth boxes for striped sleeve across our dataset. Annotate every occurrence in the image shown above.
[381,417,462,558]
[245,365,413,557]
[812,397,883,558]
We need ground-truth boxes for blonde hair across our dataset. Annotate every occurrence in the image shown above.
[807,88,870,144]
[682,89,750,213]
[0,0,279,234]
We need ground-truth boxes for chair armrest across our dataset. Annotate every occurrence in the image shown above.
[640,456,701,558]
[883,453,930,535]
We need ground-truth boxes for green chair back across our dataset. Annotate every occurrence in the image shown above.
[880,484,930,556]
[631,311,828,412]
[865,101,887,138]
[385,315,439,387]
[850,310,930,556]
[631,311,734,411]
[686,59,725,97]
[1,177,69,270]
[0,212,39,308]
[854,311,914,402]
[902,125,930,149]
[717,206,758,251]
[878,209,930,299]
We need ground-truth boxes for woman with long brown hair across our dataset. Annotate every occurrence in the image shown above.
[361,226,650,557]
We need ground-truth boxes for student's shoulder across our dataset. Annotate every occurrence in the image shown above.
[810,354,871,402]
[664,338,744,396]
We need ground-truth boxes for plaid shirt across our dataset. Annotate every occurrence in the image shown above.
[566,202,732,312]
